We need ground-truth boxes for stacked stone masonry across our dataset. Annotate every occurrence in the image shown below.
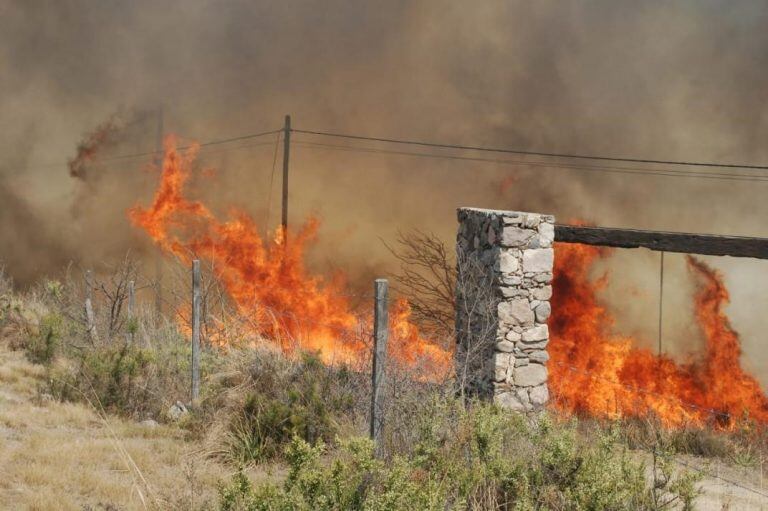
[455,208,554,412]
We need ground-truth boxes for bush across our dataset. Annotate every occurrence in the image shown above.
[25,313,64,365]
[48,339,197,420]
[218,400,700,510]
[221,351,358,464]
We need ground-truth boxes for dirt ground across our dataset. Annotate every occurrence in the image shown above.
[0,344,235,510]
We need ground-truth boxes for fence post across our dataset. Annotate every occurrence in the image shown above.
[370,278,388,457]
[191,260,201,407]
[127,280,135,345]
[84,269,98,343]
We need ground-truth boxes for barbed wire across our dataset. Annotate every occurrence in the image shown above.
[669,455,768,500]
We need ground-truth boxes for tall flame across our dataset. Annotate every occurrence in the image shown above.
[129,136,768,426]
[549,242,768,427]
[129,136,450,374]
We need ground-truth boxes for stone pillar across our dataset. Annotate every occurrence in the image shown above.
[455,208,554,412]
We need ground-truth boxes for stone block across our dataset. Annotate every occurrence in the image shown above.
[522,324,548,343]
[534,302,551,323]
[498,299,534,327]
[538,222,554,248]
[496,340,515,352]
[501,226,532,247]
[522,248,554,273]
[498,251,520,273]
[529,385,549,406]
[514,364,547,387]
[531,285,552,301]
[495,391,527,411]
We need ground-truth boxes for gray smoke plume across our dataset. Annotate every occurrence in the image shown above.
[1,1,767,376]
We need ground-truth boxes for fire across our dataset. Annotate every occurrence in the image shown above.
[548,242,768,428]
[129,135,768,426]
[129,135,451,374]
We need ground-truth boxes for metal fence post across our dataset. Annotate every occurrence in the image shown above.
[370,278,388,457]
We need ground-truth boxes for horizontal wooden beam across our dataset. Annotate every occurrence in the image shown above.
[554,224,768,259]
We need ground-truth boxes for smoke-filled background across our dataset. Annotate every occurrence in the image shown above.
[1,2,768,379]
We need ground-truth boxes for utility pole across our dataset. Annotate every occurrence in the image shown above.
[658,251,665,357]
[281,114,291,239]
[154,106,164,319]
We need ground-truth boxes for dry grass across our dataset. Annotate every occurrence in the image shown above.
[0,343,276,510]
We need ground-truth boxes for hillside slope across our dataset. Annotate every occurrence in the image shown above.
[0,344,230,510]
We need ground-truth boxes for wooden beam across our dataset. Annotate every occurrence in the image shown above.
[554,224,768,259]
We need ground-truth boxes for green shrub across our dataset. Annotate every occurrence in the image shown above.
[48,339,196,419]
[219,401,701,510]
[25,313,64,365]
[223,352,357,464]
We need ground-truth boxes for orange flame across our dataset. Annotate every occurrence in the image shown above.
[130,136,768,426]
[548,242,768,428]
[129,135,451,374]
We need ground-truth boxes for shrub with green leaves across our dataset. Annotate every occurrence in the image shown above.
[25,313,64,365]
[48,339,196,419]
[222,352,358,464]
[219,400,700,510]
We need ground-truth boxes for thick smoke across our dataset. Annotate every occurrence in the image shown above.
[1,1,767,376]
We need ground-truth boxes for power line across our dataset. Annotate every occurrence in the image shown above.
[15,128,283,172]
[293,140,768,183]
[15,122,768,182]
[293,128,768,171]
[97,128,283,163]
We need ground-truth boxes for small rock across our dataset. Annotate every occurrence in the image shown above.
[168,401,188,421]
[140,419,158,428]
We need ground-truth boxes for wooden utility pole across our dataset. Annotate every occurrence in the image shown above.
[191,260,201,406]
[370,278,389,458]
[154,106,164,319]
[281,115,291,238]
[658,251,664,357]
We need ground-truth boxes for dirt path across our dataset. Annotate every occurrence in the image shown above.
[0,345,230,510]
